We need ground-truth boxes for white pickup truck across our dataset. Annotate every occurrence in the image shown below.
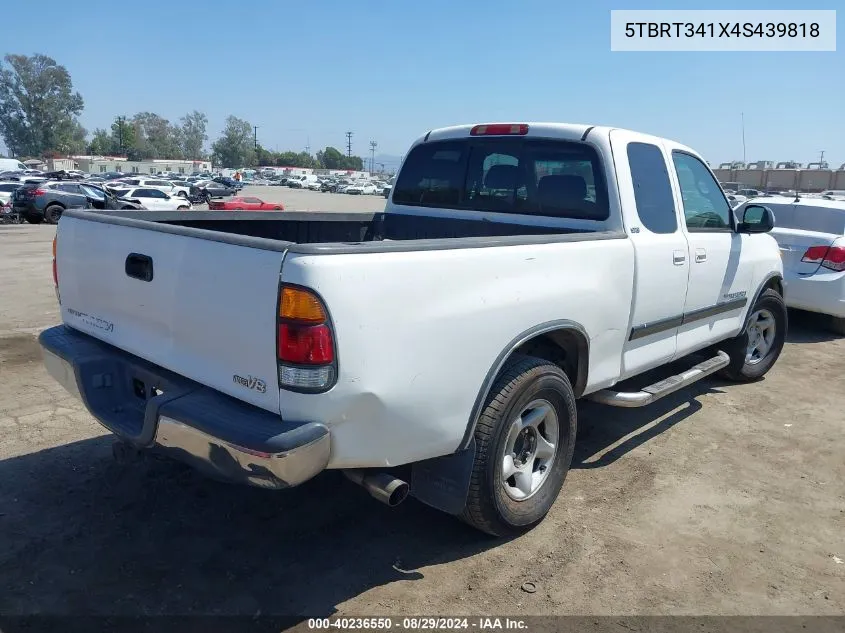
[40,122,786,536]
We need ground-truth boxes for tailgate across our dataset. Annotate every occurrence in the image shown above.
[56,212,287,414]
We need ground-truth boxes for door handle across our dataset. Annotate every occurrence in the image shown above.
[125,253,154,282]
[673,250,686,265]
[695,249,707,263]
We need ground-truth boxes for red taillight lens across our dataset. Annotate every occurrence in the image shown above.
[31,188,47,196]
[822,246,845,271]
[278,323,334,364]
[470,123,529,136]
[801,245,829,263]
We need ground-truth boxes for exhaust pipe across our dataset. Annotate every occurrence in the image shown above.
[343,469,409,507]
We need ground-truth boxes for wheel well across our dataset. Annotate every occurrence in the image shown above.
[763,276,783,297]
[511,328,588,397]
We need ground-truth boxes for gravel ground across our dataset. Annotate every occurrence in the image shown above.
[0,217,843,620]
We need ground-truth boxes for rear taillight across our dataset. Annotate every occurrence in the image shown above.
[277,285,336,391]
[802,244,845,271]
[31,188,47,196]
[821,246,845,271]
[470,123,529,136]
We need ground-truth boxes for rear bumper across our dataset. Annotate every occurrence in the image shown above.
[39,325,330,489]
[784,269,845,318]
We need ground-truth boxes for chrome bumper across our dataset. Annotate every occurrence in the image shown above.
[153,414,330,490]
[40,326,330,490]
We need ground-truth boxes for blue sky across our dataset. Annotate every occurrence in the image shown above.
[3,0,843,166]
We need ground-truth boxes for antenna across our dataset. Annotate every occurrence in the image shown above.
[741,112,746,164]
[305,137,311,156]
[253,126,259,150]
[346,132,353,157]
[369,141,378,174]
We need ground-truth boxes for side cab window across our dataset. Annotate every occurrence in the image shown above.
[672,152,733,231]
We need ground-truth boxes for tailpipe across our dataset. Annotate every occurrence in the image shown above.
[343,469,409,507]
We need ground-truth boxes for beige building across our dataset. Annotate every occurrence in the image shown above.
[47,156,212,175]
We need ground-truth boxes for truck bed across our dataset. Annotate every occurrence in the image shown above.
[77,209,591,247]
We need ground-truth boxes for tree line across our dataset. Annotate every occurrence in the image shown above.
[0,54,364,170]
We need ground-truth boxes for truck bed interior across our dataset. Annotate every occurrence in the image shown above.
[95,210,590,244]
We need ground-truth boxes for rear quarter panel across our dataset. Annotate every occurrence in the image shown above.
[280,238,634,468]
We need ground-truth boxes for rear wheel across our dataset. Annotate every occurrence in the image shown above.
[25,214,43,225]
[461,356,577,537]
[718,289,787,381]
[44,204,64,224]
[177,205,189,210]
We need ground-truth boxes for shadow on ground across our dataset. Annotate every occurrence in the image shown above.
[0,309,832,617]
[785,308,842,343]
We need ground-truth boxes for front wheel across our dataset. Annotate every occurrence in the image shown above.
[461,356,577,537]
[718,289,787,381]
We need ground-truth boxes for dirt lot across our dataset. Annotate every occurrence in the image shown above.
[0,220,843,619]
[194,184,388,213]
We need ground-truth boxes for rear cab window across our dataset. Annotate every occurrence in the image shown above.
[392,137,609,220]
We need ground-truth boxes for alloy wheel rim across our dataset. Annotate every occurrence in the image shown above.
[745,308,776,365]
[501,399,559,501]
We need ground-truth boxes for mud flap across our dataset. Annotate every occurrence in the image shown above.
[410,439,476,515]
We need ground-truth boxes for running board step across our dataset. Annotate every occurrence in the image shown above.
[587,351,730,408]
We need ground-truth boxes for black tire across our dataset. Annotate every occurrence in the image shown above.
[830,317,845,336]
[461,355,577,537]
[44,204,64,224]
[718,288,787,382]
[25,215,43,225]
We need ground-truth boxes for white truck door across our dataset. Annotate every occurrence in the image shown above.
[610,130,690,379]
[667,147,754,356]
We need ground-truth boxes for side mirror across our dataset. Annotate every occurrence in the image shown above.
[738,204,775,233]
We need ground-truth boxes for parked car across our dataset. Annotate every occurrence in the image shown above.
[320,180,339,193]
[736,196,845,333]
[108,187,192,210]
[383,183,392,198]
[207,196,285,211]
[0,181,22,204]
[213,176,244,191]
[306,180,323,191]
[12,181,143,223]
[345,182,378,195]
[116,178,191,198]
[0,158,27,171]
[40,121,784,536]
[196,181,237,198]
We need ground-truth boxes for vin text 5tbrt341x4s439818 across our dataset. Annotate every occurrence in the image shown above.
[39,122,785,536]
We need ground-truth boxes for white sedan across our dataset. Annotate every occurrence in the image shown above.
[743,196,845,333]
[110,187,192,210]
[345,182,378,195]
